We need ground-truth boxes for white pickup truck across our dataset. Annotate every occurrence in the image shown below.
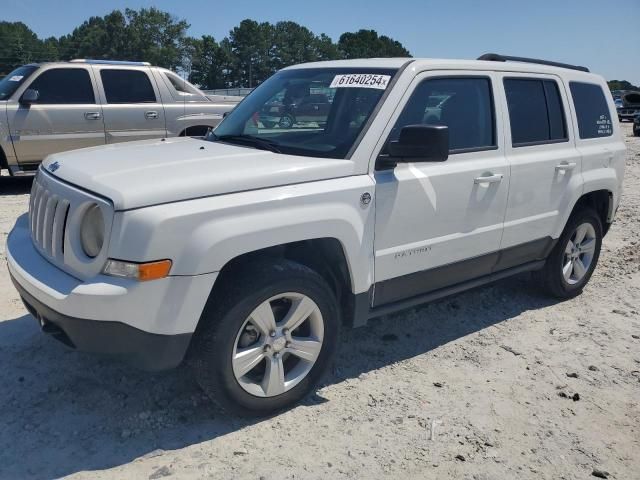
[7,54,626,415]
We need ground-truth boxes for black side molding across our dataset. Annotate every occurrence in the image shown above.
[368,260,545,320]
[478,53,590,73]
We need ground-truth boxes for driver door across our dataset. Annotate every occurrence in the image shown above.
[373,72,509,306]
[6,66,105,164]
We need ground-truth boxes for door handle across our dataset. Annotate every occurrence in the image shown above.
[474,173,504,184]
[555,162,577,172]
[84,112,101,120]
[145,111,159,119]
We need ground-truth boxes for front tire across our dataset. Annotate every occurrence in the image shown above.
[634,125,640,137]
[278,114,295,129]
[191,260,339,416]
[536,208,602,299]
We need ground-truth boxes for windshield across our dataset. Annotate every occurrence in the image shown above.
[0,65,38,100]
[209,67,398,159]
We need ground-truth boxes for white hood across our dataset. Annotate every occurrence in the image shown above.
[42,137,356,210]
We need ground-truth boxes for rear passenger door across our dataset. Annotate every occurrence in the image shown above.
[500,74,582,255]
[93,67,167,143]
[373,72,509,306]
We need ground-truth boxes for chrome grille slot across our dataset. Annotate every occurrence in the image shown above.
[42,195,59,255]
[29,175,70,260]
[52,201,70,260]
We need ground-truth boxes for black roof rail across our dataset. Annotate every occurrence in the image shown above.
[477,53,589,73]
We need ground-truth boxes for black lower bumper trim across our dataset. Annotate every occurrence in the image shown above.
[11,276,192,371]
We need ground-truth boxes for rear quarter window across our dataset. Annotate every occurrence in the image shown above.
[569,82,613,139]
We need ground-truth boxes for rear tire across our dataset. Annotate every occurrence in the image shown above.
[535,208,602,299]
[191,259,339,416]
[633,125,640,137]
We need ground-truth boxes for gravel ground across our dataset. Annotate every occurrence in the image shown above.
[1,124,639,480]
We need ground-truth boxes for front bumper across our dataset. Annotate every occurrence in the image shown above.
[6,214,217,370]
[617,108,640,119]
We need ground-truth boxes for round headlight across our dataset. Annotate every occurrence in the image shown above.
[80,204,105,258]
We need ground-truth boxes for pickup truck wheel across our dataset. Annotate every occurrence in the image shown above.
[191,260,339,416]
[536,208,602,299]
[634,125,640,137]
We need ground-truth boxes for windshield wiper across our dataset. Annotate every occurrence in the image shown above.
[213,134,282,153]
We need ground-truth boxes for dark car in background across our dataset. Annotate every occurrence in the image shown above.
[616,91,640,121]
[260,92,331,129]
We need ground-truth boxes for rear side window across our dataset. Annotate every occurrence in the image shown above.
[389,77,495,152]
[504,78,567,146]
[163,72,205,99]
[100,70,156,104]
[569,82,613,139]
[28,68,95,104]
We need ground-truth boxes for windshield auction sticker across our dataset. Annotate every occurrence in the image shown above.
[330,74,391,90]
[8,75,23,82]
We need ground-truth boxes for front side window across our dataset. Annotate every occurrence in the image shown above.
[504,78,567,146]
[211,68,397,159]
[387,77,495,152]
[27,68,95,104]
[100,69,156,104]
[0,65,38,100]
[569,82,613,139]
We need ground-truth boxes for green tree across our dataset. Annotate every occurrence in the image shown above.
[314,33,341,61]
[0,13,412,86]
[57,11,128,60]
[124,8,190,69]
[188,35,229,89]
[608,80,639,92]
[226,19,275,88]
[56,8,188,69]
[338,29,411,59]
[0,21,56,75]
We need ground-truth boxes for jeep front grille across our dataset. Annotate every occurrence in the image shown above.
[29,176,71,261]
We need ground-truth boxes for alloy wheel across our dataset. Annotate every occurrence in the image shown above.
[232,292,324,397]
[562,222,597,285]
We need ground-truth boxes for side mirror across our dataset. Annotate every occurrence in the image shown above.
[20,89,39,105]
[378,125,449,169]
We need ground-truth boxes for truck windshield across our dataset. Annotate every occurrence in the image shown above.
[209,67,398,159]
[0,65,38,100]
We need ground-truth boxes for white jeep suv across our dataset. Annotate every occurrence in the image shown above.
[6,54,626,415]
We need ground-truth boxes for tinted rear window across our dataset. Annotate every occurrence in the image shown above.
[569,82,613,139]
[100,69,156,104]
[504,78,567,146]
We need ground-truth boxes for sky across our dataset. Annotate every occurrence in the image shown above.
[2,0,640,84]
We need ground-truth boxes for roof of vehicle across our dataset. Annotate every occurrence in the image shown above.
[22,60,155,68]
[286,57,602,80]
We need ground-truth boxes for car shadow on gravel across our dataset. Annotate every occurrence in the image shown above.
[0,273,556,479]
[0,176,33,195]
